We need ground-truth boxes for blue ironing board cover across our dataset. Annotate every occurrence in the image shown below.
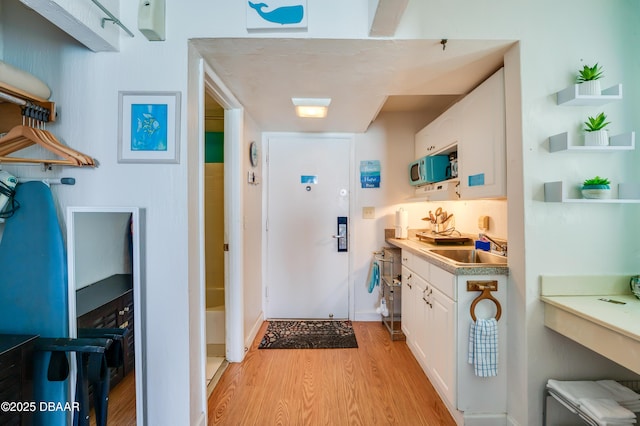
[0,181,69,425]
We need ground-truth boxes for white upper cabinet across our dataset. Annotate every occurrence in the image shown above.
[458,68,506,199]
[415,102,460,159]
[412,67,506,201]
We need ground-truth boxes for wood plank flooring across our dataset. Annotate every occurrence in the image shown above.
[207,321,456,425]
[90,371,136,426]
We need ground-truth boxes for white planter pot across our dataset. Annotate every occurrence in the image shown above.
[578,80,601,96]
[584,130,609,146]
[581,185,611,199]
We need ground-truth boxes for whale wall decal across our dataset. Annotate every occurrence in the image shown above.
[248,1,304,25]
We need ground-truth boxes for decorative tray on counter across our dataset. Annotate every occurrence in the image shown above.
[416,231,471,245]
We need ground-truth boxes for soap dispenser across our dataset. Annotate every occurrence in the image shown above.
[138,0,166,41]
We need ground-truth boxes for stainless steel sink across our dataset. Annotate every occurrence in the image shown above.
[424,248,507,265]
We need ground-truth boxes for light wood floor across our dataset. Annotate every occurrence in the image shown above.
[90,371,136,426]
[207,321,456,425]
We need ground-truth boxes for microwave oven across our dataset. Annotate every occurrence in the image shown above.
[408,155,450,186]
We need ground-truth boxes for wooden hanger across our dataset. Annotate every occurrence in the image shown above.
[0,124,95,167]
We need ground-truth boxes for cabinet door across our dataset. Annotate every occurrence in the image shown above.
[400,265,414,342]
[415,123,434,159]
[415,104,460,160]
[412,275,430,371]
[432,102,460,155]
[428,287,457,408]
[459,68,506,199]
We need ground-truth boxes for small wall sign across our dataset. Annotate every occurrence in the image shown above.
[360,160,380,188]
[246,0,308,30]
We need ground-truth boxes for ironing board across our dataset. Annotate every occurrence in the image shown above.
[0,181,68,425]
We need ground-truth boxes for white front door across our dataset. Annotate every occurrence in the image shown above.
[266,135,351,319]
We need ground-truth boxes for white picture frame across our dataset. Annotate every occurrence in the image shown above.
[118,91,181,164]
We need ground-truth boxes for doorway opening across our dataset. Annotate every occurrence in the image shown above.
[204,92,228,393]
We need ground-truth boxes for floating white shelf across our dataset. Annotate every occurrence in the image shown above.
[556,84,623,106]
[544,181,640,203]
[548,131,635,152]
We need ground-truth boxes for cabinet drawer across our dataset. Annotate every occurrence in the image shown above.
[412,256,430,282]
[401,250,414,269]
[430,265,456,300]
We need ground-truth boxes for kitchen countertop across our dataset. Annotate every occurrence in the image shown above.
[540,275,640,375]
[385,231,509,276]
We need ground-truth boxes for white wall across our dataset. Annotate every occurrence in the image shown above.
[3,0,640,425]
[73,211,131,289]
[242,114,264,347]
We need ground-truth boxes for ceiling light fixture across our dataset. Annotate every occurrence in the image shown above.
[292,97,331,118]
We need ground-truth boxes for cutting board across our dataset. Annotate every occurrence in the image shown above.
[416,232,471,245]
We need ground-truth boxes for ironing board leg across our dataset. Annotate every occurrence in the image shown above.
[74,354,90,426]
[89,353,110,426]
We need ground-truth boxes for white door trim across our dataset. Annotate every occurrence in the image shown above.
[262,132,355,320]
[203,63,245,363]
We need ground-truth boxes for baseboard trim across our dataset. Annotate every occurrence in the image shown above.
[244,311,264,355]
[354,311,383,322]
[463,413,508,426]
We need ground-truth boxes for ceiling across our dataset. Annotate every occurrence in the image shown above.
[195,38,515,133]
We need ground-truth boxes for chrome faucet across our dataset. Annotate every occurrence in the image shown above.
[479,233,508,256]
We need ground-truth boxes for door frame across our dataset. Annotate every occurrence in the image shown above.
[187,45,246,426]
[203,64,245,363]
[262,132,355,320]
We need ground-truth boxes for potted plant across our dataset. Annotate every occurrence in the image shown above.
[577,63,603,95]
[581,176,611,199]
[583,112,610,146]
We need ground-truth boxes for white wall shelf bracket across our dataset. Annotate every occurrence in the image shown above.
[544,181,640,203]
[556,83,622,106]
[549,131,635,152]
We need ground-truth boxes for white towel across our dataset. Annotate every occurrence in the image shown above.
[467,318,498,377]
[578,398,636,422]
[547,380,614,403]
[597,381,640,405]
[623,402,640,412]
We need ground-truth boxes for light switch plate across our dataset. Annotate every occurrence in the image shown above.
[362,206,375,219]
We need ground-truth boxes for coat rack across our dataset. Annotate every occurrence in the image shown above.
[0,82,96,167]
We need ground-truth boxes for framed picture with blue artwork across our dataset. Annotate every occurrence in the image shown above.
[118,91,181,163]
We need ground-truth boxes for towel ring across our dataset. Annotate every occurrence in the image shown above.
[470,288,502,321]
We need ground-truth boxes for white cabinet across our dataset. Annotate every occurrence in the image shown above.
[458,68,506,199]
[415,102,460,159]
[428,285,456,406]
[412,273,430,369]
[401,251,457,408]
[425,267,457,407]
[412,68,506,201]
[400,248,508,424]
[400,265,415,342]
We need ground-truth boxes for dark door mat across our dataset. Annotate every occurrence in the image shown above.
[258,320,358,349]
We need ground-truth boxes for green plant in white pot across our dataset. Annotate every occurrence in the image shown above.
[581,176,611,199]
[577,63,603,95]
[584,112,610,146]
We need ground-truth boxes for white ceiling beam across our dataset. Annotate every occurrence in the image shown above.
[369,0,409,37]
[19,0,123,52]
